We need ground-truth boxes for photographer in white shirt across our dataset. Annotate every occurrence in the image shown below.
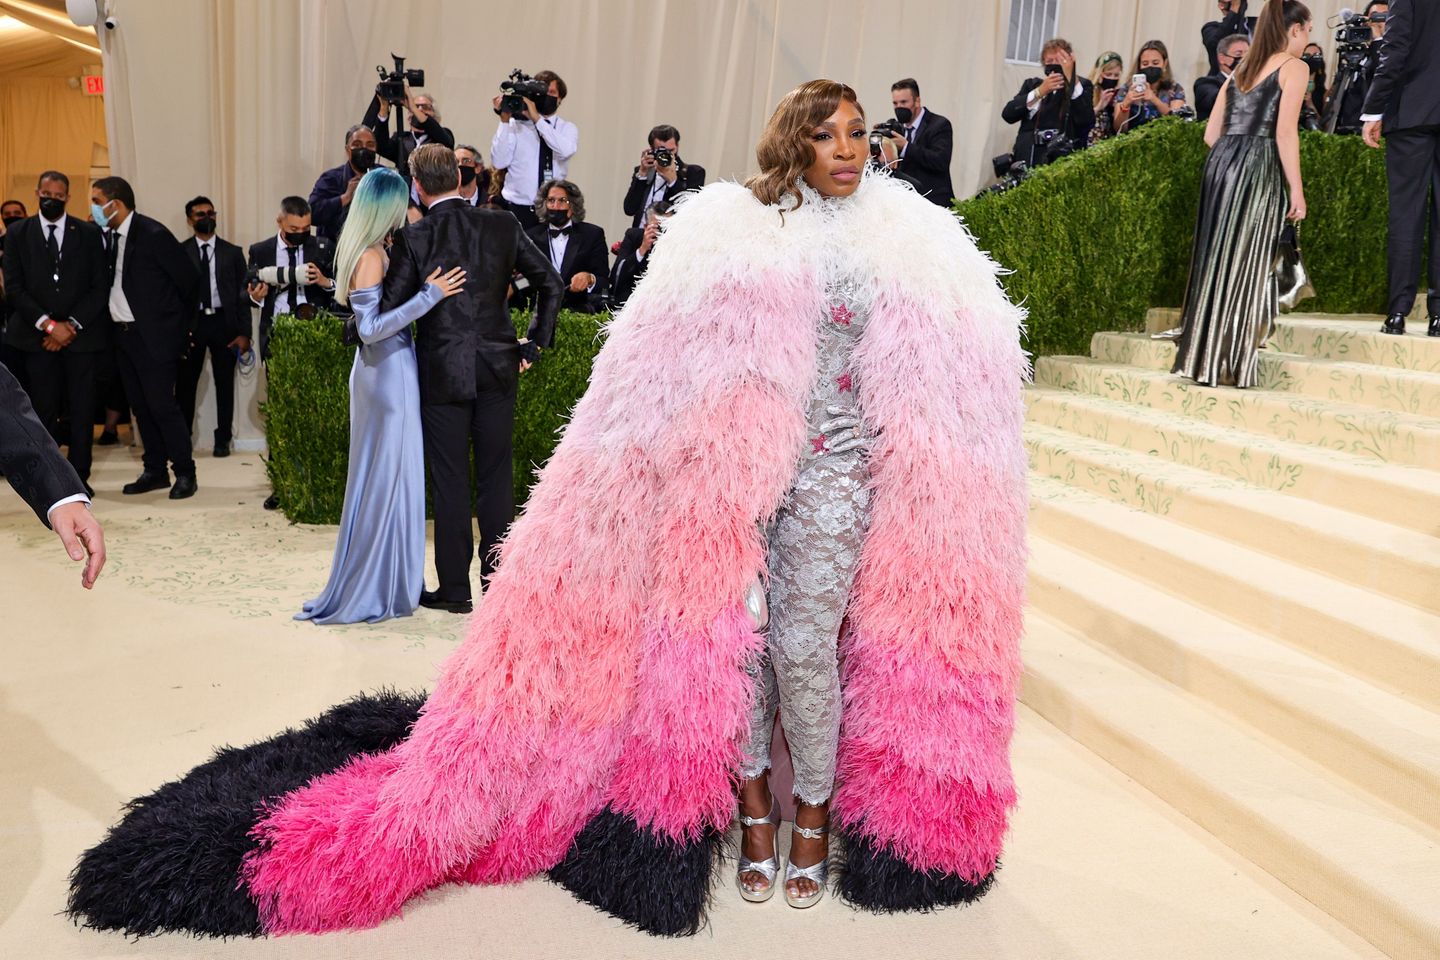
[490,70,578,228]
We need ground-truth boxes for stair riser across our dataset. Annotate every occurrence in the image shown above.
[1025,439,1440,613]
[1030,497,1440,713]
[1034,357,1440,471]
[1271,320,1440,373]
[1020,667,1440,960]
[1028,569,1440,833]
[1025,390,1440,535]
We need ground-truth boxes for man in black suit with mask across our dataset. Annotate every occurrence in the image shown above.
[1001,40,1096,168]
[1202,0,1257,76]
[521,179,609,314]
[309,125,381,242]
[1362,0,1440,336]
[92,176,200,499]
[246,196,335,360]
[387,143,562,613]
[178,196,250,457]
[2,171,108,493]
[889,78,955,206]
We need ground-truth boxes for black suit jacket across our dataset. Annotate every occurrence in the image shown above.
[363,95,456,179]
[622,162,706,228]
[0,360,85,526]
[309,161,360,241]
[1202,5,1258,75]
[382,198,562,405]
[112,213,199,359]
[247,235,335,356]
[896,109,955,206]
[184,236,250,340]
[609,226,650,309]
[2,215,109,353]
[1194,73,1226,122]
[1362,0,1440,134]
[522,221,610,313]
[1002,78,1097,165]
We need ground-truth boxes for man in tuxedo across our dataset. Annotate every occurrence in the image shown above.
[246,196,335,360]
[309,124,381,241]
[1195,34,1250,121]
[889,78,955,206]
[1,361,105,587]
[2,171,109,492]
[610,199,674,310]
[389,143,562,612]
[1001,41,1096,169]
[1362,0,1440,336]
[363,88,454,182]
[92,176,200,499]
[520,180,609,314]
[1202,0,1257,76]
[621,125,706,230]
[178,196,250,457]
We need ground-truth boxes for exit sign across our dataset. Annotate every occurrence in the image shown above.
[82,75,104,96]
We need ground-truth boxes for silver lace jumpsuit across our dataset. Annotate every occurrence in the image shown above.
[740,206,871,805]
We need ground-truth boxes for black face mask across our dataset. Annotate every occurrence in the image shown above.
[194,216,217,235]
[283,230,310,246]
[536,95,560,116]
[459,165,477,187]
[351,147,376,172]
[1100,76,1119,90]
[1142,66,1164,85]
[546,208,570,227]
[3,214,24,228]
[38,196,66,221]
[1043,63,1065,76]
[894,106,914,125]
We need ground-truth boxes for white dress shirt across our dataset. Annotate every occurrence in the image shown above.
[34,212,68,330]
[47,493,90,518]
[195,236,219,310]
[270,233,308,316]
[107,212,137,325]
[492,114,579,206]
[544,219,596,292]
[1026,81,1087,116]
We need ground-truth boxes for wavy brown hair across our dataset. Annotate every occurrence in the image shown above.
[746,79,863,214]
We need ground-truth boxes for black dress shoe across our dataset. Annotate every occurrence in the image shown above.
[1381,313,1406,335]
[263,494,280,510]
[96,430,119,446]
[213,441,231,458]
[419,590,473,614]
[1429,315,1440,337]
[122,472,171,495]
[169,475,198,500]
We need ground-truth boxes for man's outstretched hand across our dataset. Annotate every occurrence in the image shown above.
[51,501,105,589]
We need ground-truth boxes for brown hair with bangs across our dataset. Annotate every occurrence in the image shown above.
[746,79,863,214]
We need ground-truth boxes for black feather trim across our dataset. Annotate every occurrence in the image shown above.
[548,807,724,937]
[66,689,424,938]
[836,829,997,912]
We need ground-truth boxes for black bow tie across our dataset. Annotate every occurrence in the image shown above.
[549,225,572,237]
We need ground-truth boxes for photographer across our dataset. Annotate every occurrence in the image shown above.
[363,87,454,179]
[1303,42,1329,117]
[491,70,578,228]
[622,125,706,230]
[889,78,955,206]
[1114,41,1188,133]
[1202,0,1257,75]
[1331,1,1389,134]
[246,196,334,361]
[1362,0,1440,337]
[1002,40,1094,169]
[610,199,675,310]
[1195,33,1250,121]
[309,124,381,241]
[517,179,608,314]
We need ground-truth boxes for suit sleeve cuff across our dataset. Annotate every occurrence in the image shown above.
[1360,113,1383,122]
[47,494,90,521]
[35,314,50,331]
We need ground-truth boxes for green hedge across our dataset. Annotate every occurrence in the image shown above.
[954,119,1390,357]
[263,310,604,524]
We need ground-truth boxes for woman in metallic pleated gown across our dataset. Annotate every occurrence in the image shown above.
[296,168,465,624]
[1171,0,1312,388]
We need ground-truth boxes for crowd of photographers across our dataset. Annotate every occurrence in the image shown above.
[992,0,1389,190]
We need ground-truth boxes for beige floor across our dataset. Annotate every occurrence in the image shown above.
[0,442,1388,960]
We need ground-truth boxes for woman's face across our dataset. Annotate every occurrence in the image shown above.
[802,99,866,199]
[1304,43,1323,58]
[1139,49,1165,71]
[1102,62,1123,82]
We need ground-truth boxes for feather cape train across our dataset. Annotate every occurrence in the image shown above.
[69,171,1029,938]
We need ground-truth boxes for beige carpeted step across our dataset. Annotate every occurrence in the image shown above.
[1024,386,1440,535]
[1034,355,1440,470]
[1092,331,1440,418]
[1029,475,1440,713]
[1022,612,1440,960]
[1029,536,1440,832]
[1024,422,1440,612]
[1272,314,1440,373]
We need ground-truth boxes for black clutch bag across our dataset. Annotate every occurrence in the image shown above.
[335,308,359,347]
[1275,222,1316,313]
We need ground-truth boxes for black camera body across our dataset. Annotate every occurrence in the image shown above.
[649,147,675,168]
[376,54,425,106]
[498,68,552,117]
[867,120,906,161]
[1031,128,1075,166]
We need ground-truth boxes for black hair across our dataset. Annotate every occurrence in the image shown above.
[185,195,214,218]
[647,124,680,146]
[93,176,136,210]
[37,170,70,191]
[279,196,310,218]
[891,77,920,98]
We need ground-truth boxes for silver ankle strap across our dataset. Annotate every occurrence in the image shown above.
[737,795,780,828]
[791,823,828,840]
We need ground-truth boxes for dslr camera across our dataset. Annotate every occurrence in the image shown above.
[498,68,552,116]
[376,53,425,106]
[1029,128,1075,167]
[868,119,906,160]
[648,146,675,168]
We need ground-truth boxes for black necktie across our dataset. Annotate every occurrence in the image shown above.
[200,243,214,308]
[285,244,299,311]
[106,229,119,279]
[46,224,60,277]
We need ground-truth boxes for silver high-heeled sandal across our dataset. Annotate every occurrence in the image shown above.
[736,794,781,903]
[783,821,830,909]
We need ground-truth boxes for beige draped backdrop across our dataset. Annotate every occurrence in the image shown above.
[90,0,1318,444]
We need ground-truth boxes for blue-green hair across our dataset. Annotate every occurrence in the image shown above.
[334,167,409,305]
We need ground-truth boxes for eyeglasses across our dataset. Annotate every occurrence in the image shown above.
[546,198,572,206]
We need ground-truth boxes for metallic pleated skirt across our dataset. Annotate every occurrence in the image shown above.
[1171,134,1287,388]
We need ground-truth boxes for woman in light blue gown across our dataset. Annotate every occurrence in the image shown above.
[297,168,466,624]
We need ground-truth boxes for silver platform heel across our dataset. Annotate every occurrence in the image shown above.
[736,794,781,903]
[783,821,830,909]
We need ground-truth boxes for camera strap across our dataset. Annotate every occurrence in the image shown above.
[537,126,554,191]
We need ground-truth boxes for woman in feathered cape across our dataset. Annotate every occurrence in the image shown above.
[69,80,1028,938]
